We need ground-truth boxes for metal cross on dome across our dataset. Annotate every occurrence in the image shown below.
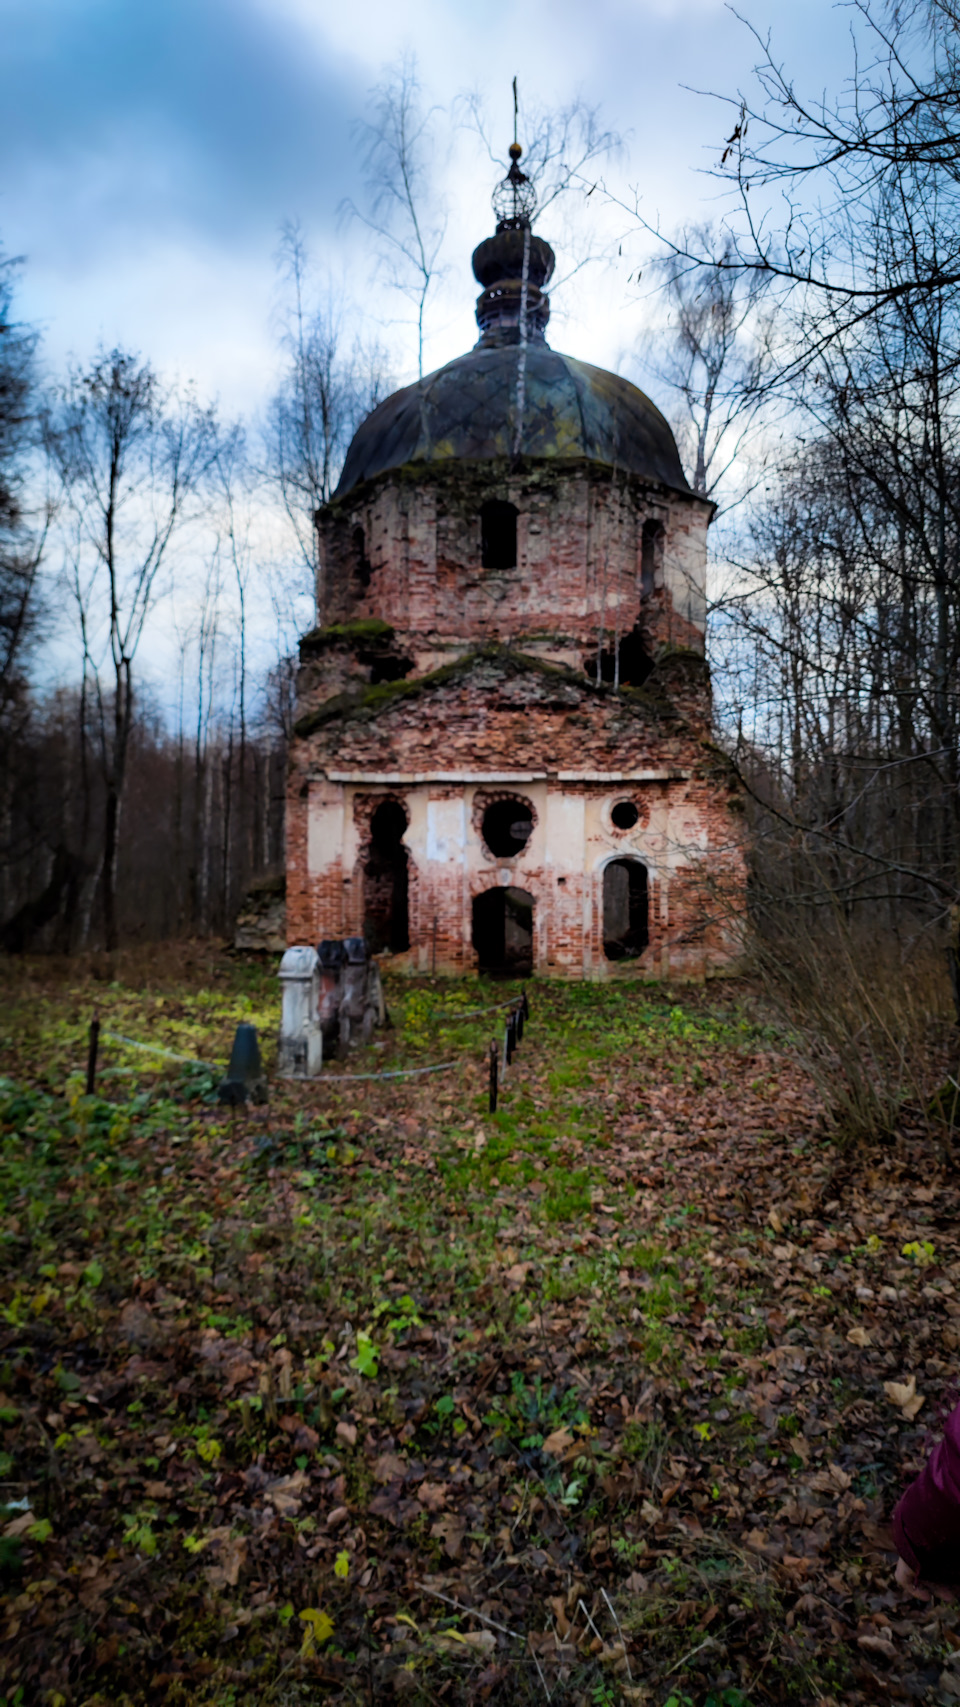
[492,77,537,231]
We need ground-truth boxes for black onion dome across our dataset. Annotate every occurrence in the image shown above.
[334,344,691,498]
[472,230,555,289]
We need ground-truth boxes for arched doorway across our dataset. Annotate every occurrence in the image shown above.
[363,800,410,953]
[602,859,649,961]
[472,886,534,976]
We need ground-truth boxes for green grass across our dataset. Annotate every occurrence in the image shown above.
[0,951,952,1706]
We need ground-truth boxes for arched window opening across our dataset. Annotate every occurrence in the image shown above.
[641,519,664,598]
[472,886,534,976]
[611,800,640,830]
[481,500,518,569]
[602,859,649,961]
[363,799,409,954]
[583,625,654,688]
[481,797,533,858]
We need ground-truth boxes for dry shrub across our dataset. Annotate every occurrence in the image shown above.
[753,915,957,1140]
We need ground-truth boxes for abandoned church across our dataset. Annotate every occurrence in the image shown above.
[286,145,745,978]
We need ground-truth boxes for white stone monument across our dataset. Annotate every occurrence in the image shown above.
[278,946,323,1077]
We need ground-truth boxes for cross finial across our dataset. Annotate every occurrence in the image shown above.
[506,78,525,178]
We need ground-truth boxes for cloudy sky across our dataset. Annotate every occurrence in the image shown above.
[4,0,855,421]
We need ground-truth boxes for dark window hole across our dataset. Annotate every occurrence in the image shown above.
[481,500,518,569]
[583,625,653,688]
[482,798,533,858]
[611,800,640,830]
[641,519,663,598]
[603,859,649,961]
[359,650,414,685]
[353,525,372,589]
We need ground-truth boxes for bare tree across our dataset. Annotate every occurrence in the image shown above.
[47,351,219,950]
[619,3,960,933]
[341,54,447,378]
[646,2,960,368]
[640,226,774,503]
[0,247,48,743]
[267,223,393,619]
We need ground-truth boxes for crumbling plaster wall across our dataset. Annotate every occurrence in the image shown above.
[286,771,743,979]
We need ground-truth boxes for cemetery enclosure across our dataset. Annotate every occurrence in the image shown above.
[1,947,959,1705]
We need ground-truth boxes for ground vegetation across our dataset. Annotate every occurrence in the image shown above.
[1,953,959,1705]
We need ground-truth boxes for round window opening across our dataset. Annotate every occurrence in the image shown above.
[611,800,640,831]
[482,797,534,858]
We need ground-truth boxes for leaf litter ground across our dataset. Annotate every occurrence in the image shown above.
[2,944,960,1706]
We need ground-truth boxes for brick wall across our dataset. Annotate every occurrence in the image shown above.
[286,651,745,978]
[287,456,744,980]
[317,462,710,666]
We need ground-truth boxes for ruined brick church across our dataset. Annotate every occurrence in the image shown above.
[286,144,744,978]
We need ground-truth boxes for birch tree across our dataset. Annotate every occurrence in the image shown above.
[48,350,218,950]
[342,54,447,378]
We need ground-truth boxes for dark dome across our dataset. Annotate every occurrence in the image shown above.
[472,231,555,289]
[334,343,691,499]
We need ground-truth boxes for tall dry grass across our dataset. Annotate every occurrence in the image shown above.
[752,917,958,1140]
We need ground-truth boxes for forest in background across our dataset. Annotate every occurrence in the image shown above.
[2,1,960,983]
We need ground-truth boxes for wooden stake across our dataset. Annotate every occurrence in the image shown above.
[85,1014,100,1097]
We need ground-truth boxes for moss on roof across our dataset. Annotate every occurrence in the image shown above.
[292,644,681,741]
[299,618,396,655]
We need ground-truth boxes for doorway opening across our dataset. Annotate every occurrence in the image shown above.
[602,859,649,961]
[363,799,410,954]
[472,886,534,976]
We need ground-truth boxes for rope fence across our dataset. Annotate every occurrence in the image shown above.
[102,1031,219,1070]
[428,997,519,1022]
[85,989,532,1112]
[310,1060,460,1084]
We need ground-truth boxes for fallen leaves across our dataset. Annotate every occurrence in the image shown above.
[417,1481,448,1513]
[435,1627,496,1654]
[3,956,960,1707]
[883,1375,926,1420]
[3,1510,37,1538]
[808,1464,853,1495]
[858,1632,897,1658]
[203,1529,247,1589]
[373,1451,408,1483]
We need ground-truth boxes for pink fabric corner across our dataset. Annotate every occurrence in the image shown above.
[893,1400,960,1582]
